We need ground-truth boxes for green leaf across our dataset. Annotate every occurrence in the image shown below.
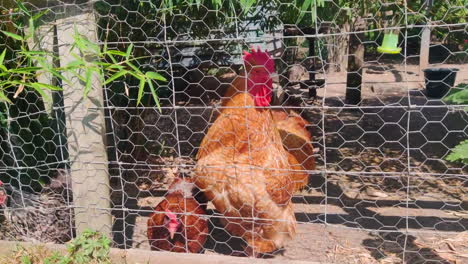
[136,77,146,105]
[17,1,31,16]
[107,53,118,64]
[31,82,63,91]
[125,43,133,60]
[106,50,126,57]
[145,71,167,81]
[446,140,468,164]
[84,68,93,97]
[0,49,6,66]
[297,0,312,23]
[0,90,12,103]
[19,50,50,56]
[444,83,468,104]
[48,68,70,85]
[66,60,85,68]
[125,61,142,75]
[1,31,24,41]
[20,255,32,264]
[27,83,51,102]
[104,70,128,84]
[28,17,35,36]
[32,9,50,21]
[147,79,161,112]
[9,67,42,74]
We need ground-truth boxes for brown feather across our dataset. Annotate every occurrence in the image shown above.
[271,109,316,191]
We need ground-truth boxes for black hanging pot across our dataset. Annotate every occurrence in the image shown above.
[423,68,459,98]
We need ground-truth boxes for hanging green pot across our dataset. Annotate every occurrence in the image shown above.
[377,33,402,54]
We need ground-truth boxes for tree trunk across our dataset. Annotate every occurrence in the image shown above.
[345,19,366,104]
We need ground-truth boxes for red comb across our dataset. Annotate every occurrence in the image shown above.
[0,180,3,186]
[243,46,275,73]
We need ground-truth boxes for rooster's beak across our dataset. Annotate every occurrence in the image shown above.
[169,230,175,240]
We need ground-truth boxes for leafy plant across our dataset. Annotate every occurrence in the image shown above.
[0,0,167,108]
[58,229,111,264]
[0,230,111,264]
[68,30,166,108]
[444,83,468,164]
[445,140,468,164]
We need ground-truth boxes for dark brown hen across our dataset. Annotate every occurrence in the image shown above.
[147,177,208,253]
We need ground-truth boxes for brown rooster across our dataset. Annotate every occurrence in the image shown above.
[220,58,316,192]
[195,47,298,256]
[147,177,208,253]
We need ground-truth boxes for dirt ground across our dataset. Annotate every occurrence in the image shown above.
[108,62,468,263]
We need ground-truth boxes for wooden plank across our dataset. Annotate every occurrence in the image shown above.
[55,10,112,237]
[0,241,324,264]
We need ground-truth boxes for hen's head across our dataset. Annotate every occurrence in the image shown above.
[0,180,7,207]
[243,47,276,107]
[164,209,180,240]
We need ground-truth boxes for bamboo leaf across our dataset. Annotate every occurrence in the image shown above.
[145,71,167,81]
[32,9,50,21]
[1,31,24,41]
[48,68,71,86]
[104,70,128,84]
[107,53,118,64]
[9,67,42,74]
[28,83,51,102]
[125,43,133,60]
[84,68,93,97]
[147,79,161,112]
[136,77,146,106]
[0,49,6,66]
[32,82,63,91]
[28,17,35,37]
[106,50,127,57]
[66,60,85,68]
[19,50,50,56]
[0,90,11,103]
[125,61,142,75]
[17,1,31,16]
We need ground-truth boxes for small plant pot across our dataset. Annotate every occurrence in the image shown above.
[377,33,402,54]
[423,68,459,98]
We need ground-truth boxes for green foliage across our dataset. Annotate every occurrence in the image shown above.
[0,1,166,109]
[42,229,111,264]
[445,140,468,164]
[1,230,111,264]
[444,83,468,105]
[444,83,468,164]
[60,229,111,264]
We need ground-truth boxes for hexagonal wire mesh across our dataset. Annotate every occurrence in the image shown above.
[0,0,467,263]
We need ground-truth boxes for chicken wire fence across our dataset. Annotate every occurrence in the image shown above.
[0,0,467,263]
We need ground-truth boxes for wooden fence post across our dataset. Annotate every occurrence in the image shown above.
[419,0,433,81]
[345,19,366,105]
[55,9,112,237]
[25,0,112,237]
